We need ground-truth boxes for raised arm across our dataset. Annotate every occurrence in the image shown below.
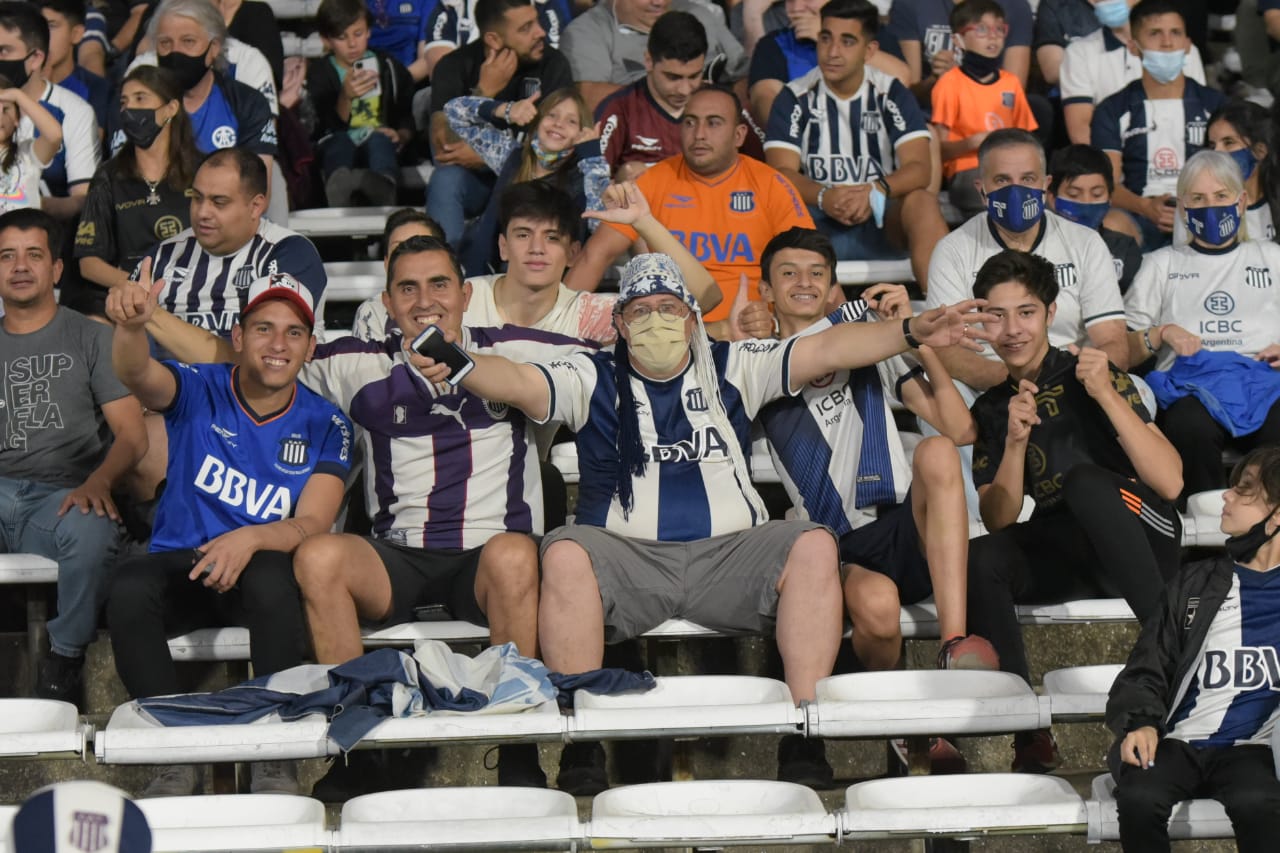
[443,95,521,173]
[106,260,180,412]
[5,88,63,164]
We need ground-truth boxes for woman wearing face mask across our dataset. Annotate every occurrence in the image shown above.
[443,87,607,276]
[143,0,277,176]
[1125,149,1280,501]
[76,67,198,310]
[1204,100,1276,242]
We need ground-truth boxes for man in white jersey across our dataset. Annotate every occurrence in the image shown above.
[927,128,1129,393]
[763,0,947,291]
[1106,447,1280,852]
[418,252,995,794]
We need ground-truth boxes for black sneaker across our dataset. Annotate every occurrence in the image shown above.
[555,742,608,796]
[496,743,547,787]
[35,651,84,710]
[311,748,422,802]
[776,735,834,788]
[1012,729,1062,774]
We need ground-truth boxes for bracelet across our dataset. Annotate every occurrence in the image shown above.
[902,317,922,348]
[1142,327,1157,354]
[875,176,891,197]
[502,102,513,122]
[815,184,831,211]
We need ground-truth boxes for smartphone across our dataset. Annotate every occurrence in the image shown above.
[411,324,475,385]
[413,603,454,622]
[353,56,381,98]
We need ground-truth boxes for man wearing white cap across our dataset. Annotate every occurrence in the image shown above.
[103,271,354,797]
[421,252,995,793]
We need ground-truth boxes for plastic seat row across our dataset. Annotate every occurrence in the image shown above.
[0,774,1234,852]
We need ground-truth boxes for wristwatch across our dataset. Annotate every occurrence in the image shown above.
[902,317,922,348]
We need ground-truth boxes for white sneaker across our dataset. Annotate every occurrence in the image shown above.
[250,760,299,794]
[143,765,201,797]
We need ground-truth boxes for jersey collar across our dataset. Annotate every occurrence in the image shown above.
[230,365,297,424]
[987,212,1048,253]
[1187,239,1241,256]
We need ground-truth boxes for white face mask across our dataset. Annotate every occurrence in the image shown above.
[626,312,689,374]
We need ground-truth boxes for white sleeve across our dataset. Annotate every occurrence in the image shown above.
[1124,252,1168,329]
[534,352,598,431]
[725,337,797,417]
[925,229,974,311]
[61,96,100,187]
[228,40,279,115]
[1057,41,1092,102]
[1185,45,1206,86]
[1076,229,1126,327]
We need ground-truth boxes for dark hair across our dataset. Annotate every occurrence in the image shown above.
[0,74,14,174]
[1130,0,1184,32]
[382,208,443,256]
[198,147,268,197]
[1230,447,1280,509]
[0,2,50,54]
[1211,99,1278,216]
[978,128,1045,173]
[476,0,531,34]
[497,181,578,239]
[690,83,743,124]
[972,250,1058,306]
[818,0,879,39]
[0,208,62,256]
[648,11,707,64]
[950,0,1004,32]
[386,235,465,292]
[1048,144,1115,195]
[112,66,199,190]
[315,0,370,39]
[36,0,85,27]
[761,227,837,284]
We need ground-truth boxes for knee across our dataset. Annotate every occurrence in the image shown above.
[783,530,840,594]
[1220,781,1280,821]
[480,533,539,597]
[237,552,299,604]
[540,540,594,598]
[846,572,902,639]
[106,561,157,622]
[912,436,961,486]
[1160,398,1219,444]
[1061,464,1108,506]
[1113,776,1177,821]
[293,535,346,596]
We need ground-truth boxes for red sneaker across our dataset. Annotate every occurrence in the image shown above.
[937,634,1000,671]
[1012,729,1062,774]
[892,737,967,775]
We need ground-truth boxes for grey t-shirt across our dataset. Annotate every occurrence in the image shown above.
[0,308,131,487]
[562,0,748,85]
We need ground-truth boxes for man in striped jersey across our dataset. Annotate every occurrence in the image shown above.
[419,251,996,793]
[1107,447,1280,852]
[763,0,947,291]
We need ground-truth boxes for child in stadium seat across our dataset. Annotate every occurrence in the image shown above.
[306,0,414,207]
[1046,144,1143,296]
[1107,446,1280,853]
[929,0,1036,219]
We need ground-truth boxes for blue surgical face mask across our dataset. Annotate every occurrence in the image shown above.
[1228,147,1258,181]
[1054,197,1110,230]
[1185,201,1242,246]
[1142,48,1186,84]
[986,184,1045,233]
[1093,0,1130,29]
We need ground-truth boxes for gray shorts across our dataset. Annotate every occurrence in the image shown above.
[540,520,833,643]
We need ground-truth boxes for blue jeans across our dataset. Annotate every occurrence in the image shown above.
[318,131,399,181]
[425,165,494,248]
[809,205,906,261]
[0,476,122,656]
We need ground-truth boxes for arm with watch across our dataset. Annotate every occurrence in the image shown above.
[787,300,997,390]
[1126,324,1203,366]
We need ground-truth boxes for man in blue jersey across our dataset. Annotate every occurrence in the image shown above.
[420,251,995,793]
[764,0,948,291]
[1106,446,1280,852]
[754,227,996,674]
[104,270,352,798]
[1091,0,1225,249]
[0,208,146,709]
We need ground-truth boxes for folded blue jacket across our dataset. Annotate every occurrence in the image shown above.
[1146,350,1280,438]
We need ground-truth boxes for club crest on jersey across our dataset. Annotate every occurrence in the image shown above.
[393,405,407,424]
[233,265,256,291]
[1001,92,1015,108]
[1187,119,1207,147]
[1053,262,1078,291]
[729,191,756,213]
[69,811,109,853]
[278,437,310,466]
[859,110,882,133]
[684,387,708,411]
[211,125,238,148]
[484,399,510,420]
[1246,266,1273,289]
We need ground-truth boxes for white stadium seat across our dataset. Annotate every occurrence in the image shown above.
[567,675,802,741]
[0,699,88,760]
[834,259,914,286]
[1182,489,1227,547]
[336,787,581,850]
[1042,664,1123,721]
[842,774,1088,840]
[588,780,838,848]
[806,671,1049,738]
[288,207,402,238]
[1087,774,1235,843]
[137,794,329,852]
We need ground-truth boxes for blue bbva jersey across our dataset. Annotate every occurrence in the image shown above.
[1166,565,1280,748]
[150,362,354,553]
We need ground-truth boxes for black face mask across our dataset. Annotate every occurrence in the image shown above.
[120,107,166,149]
[0,52,34,88]
[158,48,210,92]
[960,49,1003,79]
[1226,515,1280,563]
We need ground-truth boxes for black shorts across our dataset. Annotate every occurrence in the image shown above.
[364,538,489,628]
[837,491,932,605]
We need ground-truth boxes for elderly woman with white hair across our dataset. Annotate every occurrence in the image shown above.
[1125,148,1280,500]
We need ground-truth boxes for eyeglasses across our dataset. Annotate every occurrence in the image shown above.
[959,23,1009,38]
[621,302,690,324]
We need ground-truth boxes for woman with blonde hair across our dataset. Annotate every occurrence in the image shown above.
[444,86,608,275]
